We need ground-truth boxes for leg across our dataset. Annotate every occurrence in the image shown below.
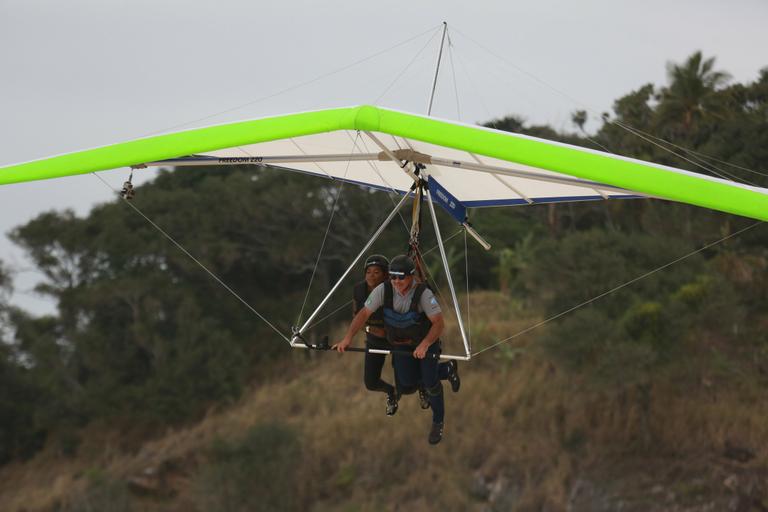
[363,334,395,395]
[420,344,445,444]
[392,352,420,396]
[419,344,445,425]
[438,362,451,380]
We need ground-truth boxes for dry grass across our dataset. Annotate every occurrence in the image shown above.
[2,291,768,511]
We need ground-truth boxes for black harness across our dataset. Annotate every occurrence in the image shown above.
[382,282,432,346]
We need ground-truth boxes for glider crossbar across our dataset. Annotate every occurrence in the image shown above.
[140,154,380,167]
[142,151,640,202]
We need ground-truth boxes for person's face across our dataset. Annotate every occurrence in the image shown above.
[365,265,386,288]
[391,274,414,294]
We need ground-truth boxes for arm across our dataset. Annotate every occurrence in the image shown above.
[333,307,374,353]
[413,312,444,359]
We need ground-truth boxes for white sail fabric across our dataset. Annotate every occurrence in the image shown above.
[196,130,639,207]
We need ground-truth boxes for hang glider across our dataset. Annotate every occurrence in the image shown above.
[3,105,768,222]
[3,105,767,360]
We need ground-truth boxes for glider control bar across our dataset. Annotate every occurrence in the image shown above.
[290,335,445,360]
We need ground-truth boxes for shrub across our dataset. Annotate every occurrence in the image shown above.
[194,422,302,512]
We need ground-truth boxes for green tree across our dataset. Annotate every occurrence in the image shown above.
[571,109,588,133]
[525,230,742,387]
[656,51,731,139]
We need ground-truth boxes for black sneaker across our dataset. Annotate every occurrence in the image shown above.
[386,392,400,416]
[418,388,431,410]
[428,422,444,445]
[447,360,461,393]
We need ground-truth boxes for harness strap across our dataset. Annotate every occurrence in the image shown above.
[408,176,429,283]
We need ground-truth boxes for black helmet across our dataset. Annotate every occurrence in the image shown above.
[364,254,389,273]
[389,255,415,277]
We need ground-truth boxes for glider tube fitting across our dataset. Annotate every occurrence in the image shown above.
[463,222,491,251]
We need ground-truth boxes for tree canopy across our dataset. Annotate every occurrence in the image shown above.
[0,52,766,462]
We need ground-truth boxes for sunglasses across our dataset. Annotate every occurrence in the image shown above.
[389,274,411,281]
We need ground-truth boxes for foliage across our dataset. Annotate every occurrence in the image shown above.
[193,422,302,512]
[0,51,767,465]
[62,472,134,512]
[656,51,732,139]
[527,230,743,387]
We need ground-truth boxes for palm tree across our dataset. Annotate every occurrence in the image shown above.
[656,51,731,138]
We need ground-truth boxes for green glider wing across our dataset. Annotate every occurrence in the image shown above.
[2,105,766,220]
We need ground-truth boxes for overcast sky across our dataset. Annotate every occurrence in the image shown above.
[1,0,767,314]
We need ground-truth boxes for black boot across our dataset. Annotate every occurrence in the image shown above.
[418,388,431,410]
[447,360,461,393]
[386,391,400,416]
[428,422,444,445]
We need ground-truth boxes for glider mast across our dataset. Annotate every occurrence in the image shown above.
[427,21,448,116]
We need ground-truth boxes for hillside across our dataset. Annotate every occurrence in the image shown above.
[1,54,767,512]
[2,292,767,512]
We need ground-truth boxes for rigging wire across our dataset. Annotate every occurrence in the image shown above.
[372,27,443,105]
[672,146,768,178]
[450,27,587,113]
[472,220,762,358]
[353,133,412,235]
[450,45,497,127]
[305,300,353,332]
[452,32,745,182]
[449,35,612,155]
[90,171,291,344]
[453,38,616,154]
[296,132,360,326]
[449,25,767,184]
[609,120,754,184]
[610,120,763,186]
[446,29,463,121]
[140,25,443,138]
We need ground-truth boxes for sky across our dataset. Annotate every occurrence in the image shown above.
[1,0,767,314]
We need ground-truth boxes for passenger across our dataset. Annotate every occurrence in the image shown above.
[351,255,400,415]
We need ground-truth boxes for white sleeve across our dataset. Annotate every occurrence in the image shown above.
[364,283,385,312]
[419,288,442,316]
